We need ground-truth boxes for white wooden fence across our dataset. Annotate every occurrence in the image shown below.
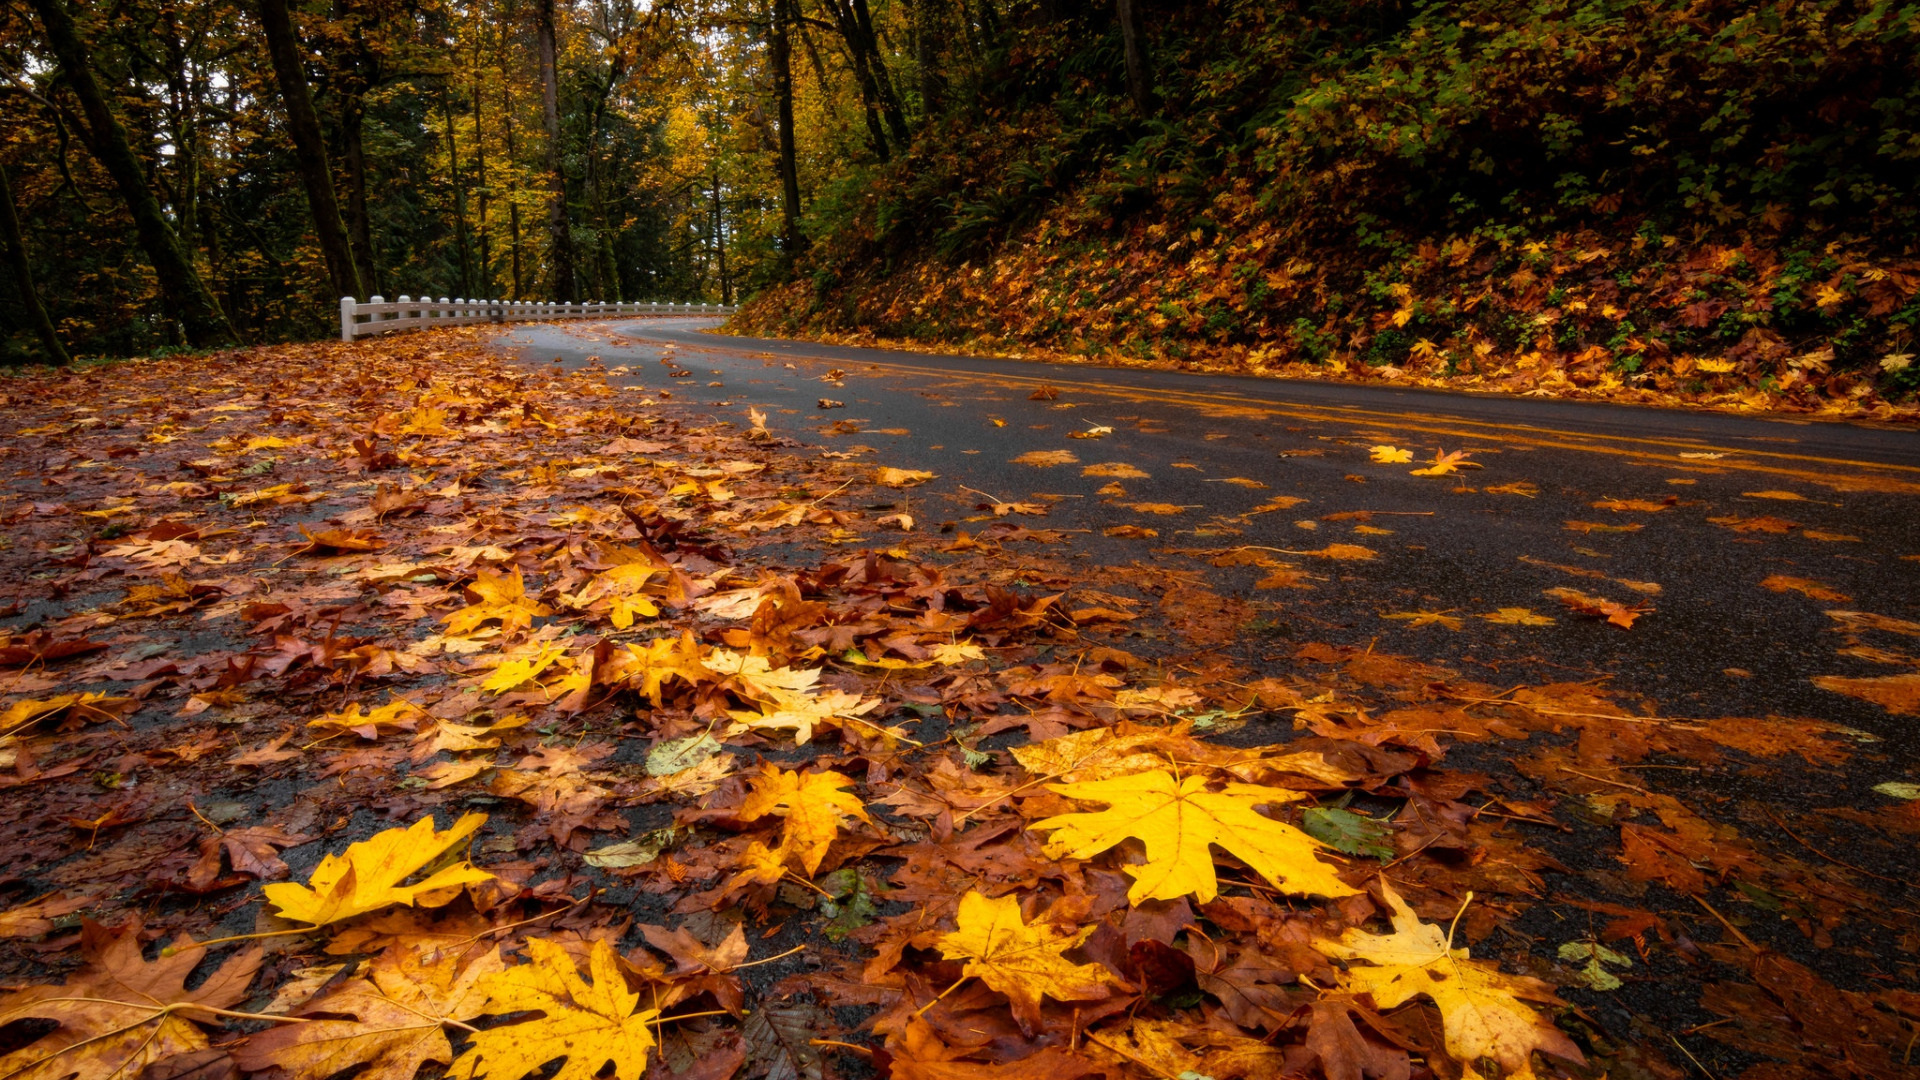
[339,295,735,341]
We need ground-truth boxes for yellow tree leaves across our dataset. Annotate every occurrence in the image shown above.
[443,567,553,636]
[264,814,493,927]
[1314,883,1583,1080]
[1031,771,1356,904]
[235,941,502,1080]
[448,939,658,1080]
[728,765,873,886]
[936,891,1117,1030]
[0,921,262,1080]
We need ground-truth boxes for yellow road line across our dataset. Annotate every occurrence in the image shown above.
[678,334,1920,488]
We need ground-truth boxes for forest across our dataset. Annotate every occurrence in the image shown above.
[5,0,1920,396]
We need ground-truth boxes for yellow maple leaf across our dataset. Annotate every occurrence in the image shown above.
[448,939,656,1080]
[234,940,502,1080]
[731,765,872,878]
[929,640,987,665]
[1479,608,1556,626]
[936,891,1117,1031]
[1314,882,1584,1080]
[443,567,553,636]
[307,699,426,740]
[726,687,882,745]
[480,644,568,694]
[1031,770,1357,904]
[874,466,936,487]
[1410,449,1478,476]
[1383,610,1462,630]
[608,631,713,705]
[262,813,494,927]
[0,693,132,737]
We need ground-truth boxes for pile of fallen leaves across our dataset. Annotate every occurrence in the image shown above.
[0,327,1914,1080]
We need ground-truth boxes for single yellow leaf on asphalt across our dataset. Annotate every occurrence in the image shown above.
[937,891,1117,1030]
[1384,610,1462,629]
[874,466,936,487]
[448,939,657,1080]
[1082,461,1148,478]
[1314,882,1584,1080]
[263,813,493,927]
[1031,770,1356,904]
[1480,607,1556,626]
[1301,543,1377,560]
[1411,448,1478,476]
[1369,445,1413,464]
[1014,450,1079,467]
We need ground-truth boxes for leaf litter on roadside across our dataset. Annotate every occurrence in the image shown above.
[0,327,1912,1080]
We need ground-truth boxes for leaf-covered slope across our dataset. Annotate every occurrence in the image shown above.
[734,0,1920,416]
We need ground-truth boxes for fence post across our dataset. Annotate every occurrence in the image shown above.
[340,296,356,341]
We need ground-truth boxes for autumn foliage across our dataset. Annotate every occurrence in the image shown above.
[0,327,1916,1080]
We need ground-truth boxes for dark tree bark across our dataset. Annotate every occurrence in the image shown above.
[912,0,945,119]
[28,0,237,347]
[851,0,910,143]
[257,0,365,301]
[770,0,805,255]
[1115,0,1151,113]
[503,78,524,298]
[0,165,71,366]
[822,0,900,159]
[535,0,576,300]
[472,29,491,298]
[443,88,472,296]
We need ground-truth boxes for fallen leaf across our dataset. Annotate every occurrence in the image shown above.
[0,920,262,1080]
[1479,608,1555,626]
[936,891,1117,1031]
[1811,672,1920,716]
[874,467,936,487]
[1314,881,1584,1080]
[263,813,493,927]
[235,941,502,1080]
[1760,575,1850,602]
[1031,770,1357,903]
[448,938,656,1080]
[1369,446,1411,464]
[1013,450,1079,467]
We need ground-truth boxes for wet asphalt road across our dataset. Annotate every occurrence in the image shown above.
[494,318,1920,760]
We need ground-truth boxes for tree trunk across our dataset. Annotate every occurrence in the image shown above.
[472,28,491,298]
[852,0,911,144]
[824,0,891,160]
[1115,0,1151,114]
[258,0,364,301]
[0,165,71,366]
[535,0,576,301]
[443,89,472,296]
[912,0,945,119]
[341,98,379,295]
[28,0,237,347]
[771,0,805,255]
[504,81,524,299]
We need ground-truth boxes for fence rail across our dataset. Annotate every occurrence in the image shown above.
[339,295,735,341]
